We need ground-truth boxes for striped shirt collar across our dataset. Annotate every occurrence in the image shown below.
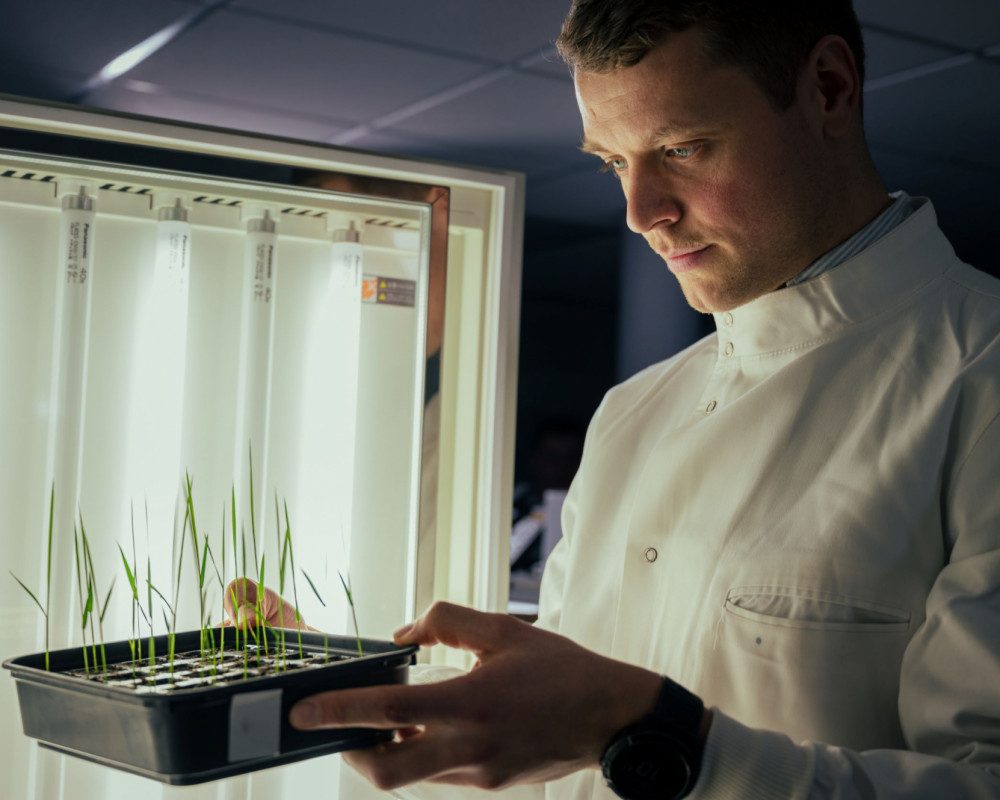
[786,191,914,287]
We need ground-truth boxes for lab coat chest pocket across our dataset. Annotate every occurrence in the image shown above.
[707,585,912,752]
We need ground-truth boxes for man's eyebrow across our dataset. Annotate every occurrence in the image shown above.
[579,138,607,156]
[579,123,719,156]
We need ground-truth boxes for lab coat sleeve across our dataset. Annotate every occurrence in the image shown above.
[689,411,1000,799]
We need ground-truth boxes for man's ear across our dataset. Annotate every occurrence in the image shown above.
[803,34,862,139]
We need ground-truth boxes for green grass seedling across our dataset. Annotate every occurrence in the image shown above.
[148,582,176,676]
[126,503,151,671]
[275,496,288,669]
[8,486,55,670]
[118,541,150,675]
[219,503,227,657]
[301,569,329,661]
[207,528,227,660]
[73,528,90,675]
[338,571,363,658]
[283,500,305,660]
[230,486,240,657]
[200,533,226,671]
[169,495,189,677]
[184,473,208,662]
[144,502,155,669]
[246,445,268,661]
[80,516,112,676]
[257,553,267,661]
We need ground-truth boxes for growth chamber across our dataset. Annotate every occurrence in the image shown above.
[0,95,522,800]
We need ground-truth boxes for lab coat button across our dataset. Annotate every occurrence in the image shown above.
[705,400,717,414]
[644,547,658,563]
[723,312,734,326]
[724,342,734,356]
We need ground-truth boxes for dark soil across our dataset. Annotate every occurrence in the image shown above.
[65,641,352,693]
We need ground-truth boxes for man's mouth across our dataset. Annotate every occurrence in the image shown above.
[658,244,712,273]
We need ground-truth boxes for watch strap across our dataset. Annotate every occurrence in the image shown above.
[600,677,705,800]
[651,677,705,754]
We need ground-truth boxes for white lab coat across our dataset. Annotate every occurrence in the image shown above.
[395,198,1000,800]
[537,197,1000,798]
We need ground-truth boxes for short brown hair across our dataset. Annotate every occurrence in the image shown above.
[557,0,865,110]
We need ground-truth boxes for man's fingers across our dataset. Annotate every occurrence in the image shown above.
[223,578,259,622]
[290,681,463,730]
[222,579,308,630]
[343,729,483,792]
[395,601,529,657]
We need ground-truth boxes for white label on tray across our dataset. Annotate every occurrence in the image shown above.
[228,689,282,762]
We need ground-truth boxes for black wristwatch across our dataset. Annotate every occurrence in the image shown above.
[599,677,705,800]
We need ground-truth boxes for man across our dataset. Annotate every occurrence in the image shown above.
[234,1,1000,797]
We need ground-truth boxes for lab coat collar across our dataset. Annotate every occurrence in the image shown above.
[711,198,954,358]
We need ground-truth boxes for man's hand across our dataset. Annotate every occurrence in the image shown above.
[223,578,311,631]
[288,601,663,792]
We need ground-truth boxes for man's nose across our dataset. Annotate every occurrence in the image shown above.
[624,166,682,235]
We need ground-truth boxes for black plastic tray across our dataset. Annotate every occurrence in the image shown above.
[4,628,417,785]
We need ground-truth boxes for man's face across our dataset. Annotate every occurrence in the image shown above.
[575,29,836,313]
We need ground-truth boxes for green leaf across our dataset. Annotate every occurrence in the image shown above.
[148,581,175,616]
[100,578,117,623]
[276,495,287,592]
[221,504,227,579]
[73,528,85,625]
[206,538,224,589]
[280,535,290,593]
[338,571,354,605]
[9,571,46,616]
[118,544,139,600]
[82,580,94,628]
[173,502,189,621]
[231,485,238,583]
[302,569,326,607]
[248,442,257,568]
[199,533,209,589]
[186,472,202,579]
[45,484,54,613]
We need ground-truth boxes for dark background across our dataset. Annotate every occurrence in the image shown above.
[2,0,998,481]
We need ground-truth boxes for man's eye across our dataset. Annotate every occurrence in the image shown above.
[600,157,627,173]
[666,145,701,160]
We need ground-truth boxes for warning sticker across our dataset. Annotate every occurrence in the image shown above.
[362,275,416,307]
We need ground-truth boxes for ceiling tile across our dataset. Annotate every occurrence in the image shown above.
[856,0,1000,50]
[384,72,583,155]
[126,9,490,123]
[231,0,570,64]
[336,129,585,188]
[87,82,347,143]
[1,0,194,90]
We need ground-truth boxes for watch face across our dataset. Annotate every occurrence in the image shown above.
[605,733,692,800]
